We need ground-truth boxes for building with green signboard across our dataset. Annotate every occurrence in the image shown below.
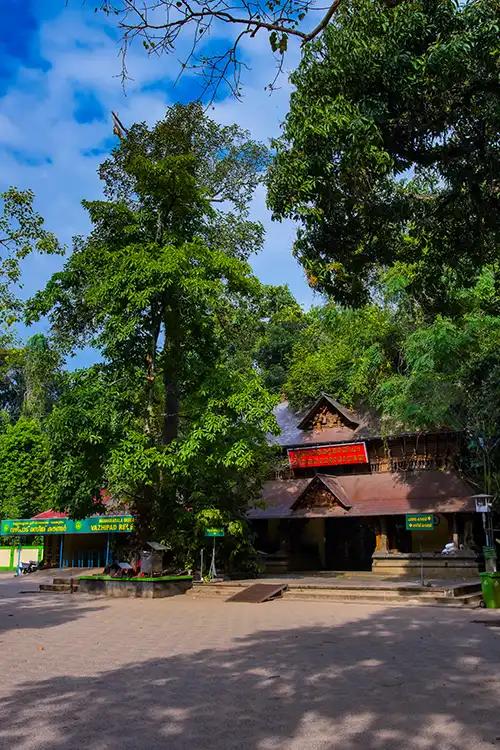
[0,508,135,570]
[248,393,486,578]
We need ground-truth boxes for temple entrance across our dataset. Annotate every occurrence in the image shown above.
[325,518,376,571]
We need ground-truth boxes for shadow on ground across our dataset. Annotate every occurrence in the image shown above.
[0,591,105,635]
[0,605,499,749]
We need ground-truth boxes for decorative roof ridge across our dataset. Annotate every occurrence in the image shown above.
[296,393,361,430]
[291,473,352,511]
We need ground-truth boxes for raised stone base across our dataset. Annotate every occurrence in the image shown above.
[372,552,479,579]
[78,575,193,598]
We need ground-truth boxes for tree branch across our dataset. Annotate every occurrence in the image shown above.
[98,0,345,100]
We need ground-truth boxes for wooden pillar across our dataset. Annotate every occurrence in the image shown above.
[451,514,460,548]
[376,517,389,553]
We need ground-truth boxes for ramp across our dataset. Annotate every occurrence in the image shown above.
[226,583,288,603]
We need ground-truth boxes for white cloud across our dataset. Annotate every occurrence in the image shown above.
[1,2,313,341]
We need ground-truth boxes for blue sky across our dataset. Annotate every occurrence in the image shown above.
[0,0,315,365]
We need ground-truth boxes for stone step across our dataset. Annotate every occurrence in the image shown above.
[189,586,243,598]
[284,590,482,607]
[286,584,474,597]
[189,583,482,608]
[39,583,79,593]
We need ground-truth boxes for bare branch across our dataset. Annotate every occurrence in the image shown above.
[98,0,344,100]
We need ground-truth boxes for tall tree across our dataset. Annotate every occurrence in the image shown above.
[267,0,499,314]
[0,417,54,520]
[21,334,62,421]
[27,104,277,552]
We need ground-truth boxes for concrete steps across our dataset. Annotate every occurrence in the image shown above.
[190,584,243,599]
[189,581,482,608]
[284,589,482,608]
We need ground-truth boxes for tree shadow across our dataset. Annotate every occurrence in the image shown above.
[0,590,105,635]
[0,604,499,748]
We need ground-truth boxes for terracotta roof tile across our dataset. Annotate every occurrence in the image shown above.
[31,510,68,520]
[248,471,476,519]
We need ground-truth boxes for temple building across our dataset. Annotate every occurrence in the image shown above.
[249,394,483,577]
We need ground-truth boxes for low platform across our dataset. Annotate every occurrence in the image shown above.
[78,575,193,598]
[372,551,479,579]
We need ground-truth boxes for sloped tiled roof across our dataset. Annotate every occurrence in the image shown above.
[31,510,68,520]
[271,398,381,447]
[248,471,476,519]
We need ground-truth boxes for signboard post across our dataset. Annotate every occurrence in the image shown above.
[472,495,496,572]
[204,528,224,580]
[405,514,437,586]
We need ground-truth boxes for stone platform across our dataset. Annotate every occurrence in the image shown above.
[78,575,193,598]
[372,551,479,579]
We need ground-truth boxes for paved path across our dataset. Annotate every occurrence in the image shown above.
[0,573,499,749]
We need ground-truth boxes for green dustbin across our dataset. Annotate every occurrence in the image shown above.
[480,572,500,608]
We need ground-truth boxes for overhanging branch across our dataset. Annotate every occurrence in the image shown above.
[98,0,346,99]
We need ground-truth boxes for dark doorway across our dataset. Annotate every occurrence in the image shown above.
[325,518,376,571]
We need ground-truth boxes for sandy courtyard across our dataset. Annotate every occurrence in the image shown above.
[0,574,499,750]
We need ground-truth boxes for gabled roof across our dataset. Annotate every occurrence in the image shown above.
[271,398,373,448]
[248,470,476,519]
[296,393,361,430]
[291,474,352,511]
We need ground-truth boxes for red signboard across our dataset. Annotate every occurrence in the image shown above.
[288,442,368,469]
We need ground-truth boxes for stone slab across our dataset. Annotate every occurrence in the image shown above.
[78,576,193,598]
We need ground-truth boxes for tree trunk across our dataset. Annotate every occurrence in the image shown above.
[162,308,180,445]
[145,305,161,437]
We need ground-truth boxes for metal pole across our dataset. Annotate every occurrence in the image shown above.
[209,537,217,579]
[482,512,492,547]
[15,542,21,576]
[105,533,111,566]
[483,511,497,572]
[200,548,204,582]
[419,535,424,587]
[59,535,64,569]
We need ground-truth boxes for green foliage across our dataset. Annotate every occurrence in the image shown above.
[21,334,62,420]
[0,343,25,421]
[45,367,132,518]
[285,303,397,410]
[0,188,61,328]
[282,272,500,495]
[253,285,306,393]
[26,104,277,548]
[0,418,53,519]
[99,101,268,257]
[267,0,499,314]
[156,507,262,575]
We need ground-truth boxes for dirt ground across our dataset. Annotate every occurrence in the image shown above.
[0,573,499,750]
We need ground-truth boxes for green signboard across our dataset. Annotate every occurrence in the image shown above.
[483,546,496,560]
[405,513,436,531]
[0,515,135,536]
[205,528,224,537]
